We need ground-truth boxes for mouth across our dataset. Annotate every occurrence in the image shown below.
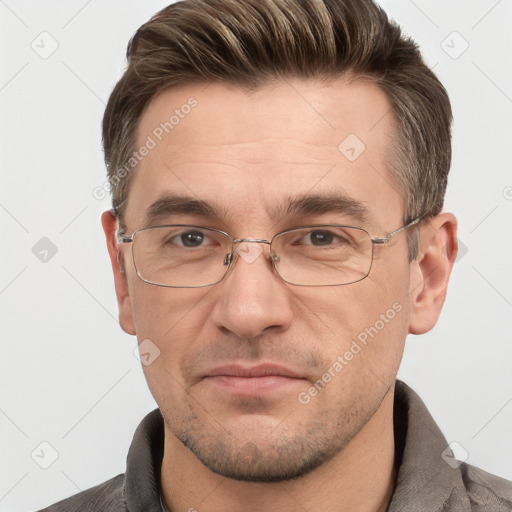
[202,364,307,395]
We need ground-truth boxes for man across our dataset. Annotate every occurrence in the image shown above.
[39,0,512,510]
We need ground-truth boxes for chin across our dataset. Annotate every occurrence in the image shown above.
[181,433,337,482]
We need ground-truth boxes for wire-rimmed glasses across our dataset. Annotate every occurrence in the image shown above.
[116,218,421,288]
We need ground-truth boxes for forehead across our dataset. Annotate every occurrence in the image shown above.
[125,78,402,232]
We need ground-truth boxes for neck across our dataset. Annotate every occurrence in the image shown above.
[161,388,397,512]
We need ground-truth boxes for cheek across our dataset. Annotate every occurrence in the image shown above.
[140,355,191,420]
[346,273,410,380]
[129,280,208,336]
[298,270,410,375]
[130,287,210,407]
[302,273,407,332]
[129,283,215,384]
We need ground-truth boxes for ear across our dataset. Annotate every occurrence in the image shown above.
[101,210,136,335]
[408,213,458,335]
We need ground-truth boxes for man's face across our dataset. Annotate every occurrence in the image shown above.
[115,79,414,481]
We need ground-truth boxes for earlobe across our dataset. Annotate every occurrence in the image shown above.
[101,210,137,335]
[408,213,458,335]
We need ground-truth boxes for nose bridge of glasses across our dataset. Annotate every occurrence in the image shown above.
[232,238,272,245]
[224,238,276,268]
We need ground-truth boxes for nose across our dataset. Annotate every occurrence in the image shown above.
[211,241,294,340]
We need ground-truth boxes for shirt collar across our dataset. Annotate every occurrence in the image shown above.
[123,380,470,511]
[388,381,471,511]
[124,408,165,511]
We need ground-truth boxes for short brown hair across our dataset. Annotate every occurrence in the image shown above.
[102,0,452,258]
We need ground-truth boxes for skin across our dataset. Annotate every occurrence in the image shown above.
[102,78,458,512]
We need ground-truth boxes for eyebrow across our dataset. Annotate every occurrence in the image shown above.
[142,195,221,227]
[282,193,368,224]
[142,192,369,228]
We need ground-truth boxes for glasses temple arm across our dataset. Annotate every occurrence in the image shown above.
[371,217,423,245]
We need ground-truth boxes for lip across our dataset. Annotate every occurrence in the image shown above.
[202,364,306,395]
[205,364,302,379]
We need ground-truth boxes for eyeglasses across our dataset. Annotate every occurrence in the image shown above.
[116,218,421,288]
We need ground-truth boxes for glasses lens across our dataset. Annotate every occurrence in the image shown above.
[132,226,231,287]
[271,226,373,286]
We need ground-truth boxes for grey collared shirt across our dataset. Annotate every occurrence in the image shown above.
[38,380,512,511]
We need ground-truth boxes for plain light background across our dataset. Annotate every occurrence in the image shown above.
[1,1,511,511]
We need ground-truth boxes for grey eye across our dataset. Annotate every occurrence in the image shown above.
[308,230,335,246]
[180,230,205,247]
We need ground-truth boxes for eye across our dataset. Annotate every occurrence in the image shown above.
[155,228,211,249]
[298,229,350,247]
[306,230,335,246]
[173,229,206,248]
[152,226,229,252]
